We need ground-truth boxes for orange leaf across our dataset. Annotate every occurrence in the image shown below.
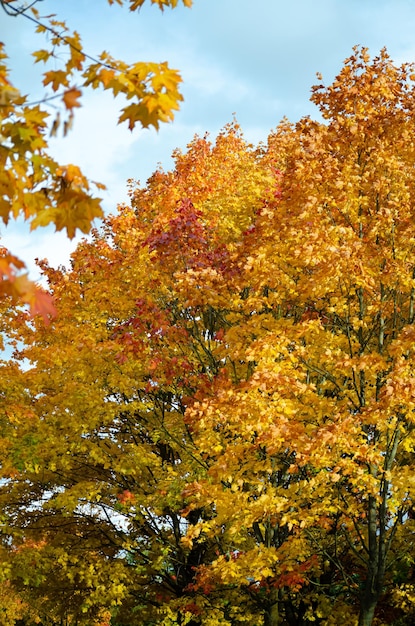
[12,275,57,324]
[62,88,82,110]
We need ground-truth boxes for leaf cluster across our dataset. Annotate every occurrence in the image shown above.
[0,0,191,319]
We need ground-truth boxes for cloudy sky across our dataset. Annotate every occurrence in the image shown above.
[3,0,415,278]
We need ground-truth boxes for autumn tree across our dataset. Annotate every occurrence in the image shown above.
[0,0,191,319]
[0,124,272,625]
[179,49,415,625]
[2,47,415,626]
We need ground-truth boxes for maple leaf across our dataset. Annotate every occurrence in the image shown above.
[62,88,82,110]
[32,49,52,64]
[0,251,25,278]
[10,274,56,323]
[42,70,69,92]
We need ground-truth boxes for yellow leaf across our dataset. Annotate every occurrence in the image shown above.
[43,70,69,91]
[32,49,51,64]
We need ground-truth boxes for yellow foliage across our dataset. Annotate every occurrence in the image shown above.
[3,46,415,626]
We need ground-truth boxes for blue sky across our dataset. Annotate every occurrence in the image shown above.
[3,0,415,278]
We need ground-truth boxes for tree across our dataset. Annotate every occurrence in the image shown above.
[0,0,191,320]
[0,123,271,625]
[179,48,415,625]
[2,47,415,626]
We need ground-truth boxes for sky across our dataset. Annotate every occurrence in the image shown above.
[3,0,415,279]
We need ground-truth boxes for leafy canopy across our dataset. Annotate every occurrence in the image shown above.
[3,47,415,626]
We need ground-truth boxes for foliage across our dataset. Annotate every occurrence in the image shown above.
[2,47,415,626]
[0,0,191,320]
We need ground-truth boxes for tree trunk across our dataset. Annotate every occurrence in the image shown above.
[358,597,377,626]
[264,589,280,626]
[264,603,280,626]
